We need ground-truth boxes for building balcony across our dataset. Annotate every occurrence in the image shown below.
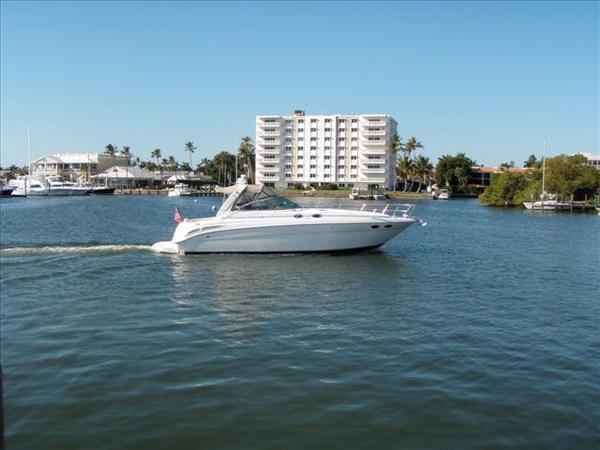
[361,148,387,156]
[361,158,386,164]
[257,147,282,155]
[258,120,281,128]
[258,157,280,164]
[361,129,386,136]
[361,137,386,146]
[360,118,387,127]
[257,167,281,174]
[258,139,282,146]
[260,130,283,136]
[361,167,386,174]
[359,177,386,183]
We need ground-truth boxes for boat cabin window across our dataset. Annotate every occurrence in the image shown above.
[233,188,299,211]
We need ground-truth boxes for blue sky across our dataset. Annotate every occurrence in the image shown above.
[1,1,598,167]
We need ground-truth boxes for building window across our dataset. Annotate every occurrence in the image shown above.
[338,138,345,142]
[298,155,304,160]
[324,165,331,169]
[351,128,357,132]
[285,165,292,169]
[310,128,317,132]
[298,165,304,169]
[298,146,304,151]
[351,146,357,150]
[351,137,357,141]
[310,165,316,169]
[285,138,292,143]
[285,173,292,178]
[324,155,331,160]
[310,137,317,141]
[310,174,316,178]
[338,165,344,170]
[310,118,317,123]
[338,156,345,160]
[351,165,357,169]
[351,156,357,160]
[325,119,331,123]
[310,155,317,160]
[310,146,317,151]
[298,119,304,124]
[325,128,331,132]
[285,146,292,151]
[351,119,358,123]
[351,174,357,179]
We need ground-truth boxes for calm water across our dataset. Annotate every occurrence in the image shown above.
[1,195,599,449]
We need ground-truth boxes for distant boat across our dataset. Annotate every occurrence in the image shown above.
[11,176,48,197]
[91,186,116,195]
[437,189,450,200]
[46,176,90,196]
[522,137,565,211]
[168,183,196,197]
[523,198,570,211]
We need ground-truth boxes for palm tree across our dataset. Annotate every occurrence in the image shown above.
[387,133,404,190]
[414,155,433,192]
[104,145,118,183]
[167,156,177,172]
[396,155,413,192]
[151,148,162,188]
[104,144,118,158]
[120,146,132,189]
[404,137,424,160]
[238,137,255,183]
[184,141,196,169]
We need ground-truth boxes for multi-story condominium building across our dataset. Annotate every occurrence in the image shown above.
[31,153,130,180]
[255,110,398,189]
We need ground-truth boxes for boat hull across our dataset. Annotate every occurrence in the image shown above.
[154,220,415,254]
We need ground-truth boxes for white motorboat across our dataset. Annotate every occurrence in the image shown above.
[437,189,450,200]
[10,176,48,197]
[168,183,196,197]
[523,198,570,211]
[46,176,90,196]
[153,177,424,254]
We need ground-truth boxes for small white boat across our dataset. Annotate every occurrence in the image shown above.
[523,198,569,211]
[437,189,450,200]
[168,183,196,197]
[153,177,425,254]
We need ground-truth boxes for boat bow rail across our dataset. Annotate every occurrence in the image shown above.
[336,203,416,218]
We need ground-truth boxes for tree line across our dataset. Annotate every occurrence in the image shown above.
[479,154,600,206]
[100,137,256,185]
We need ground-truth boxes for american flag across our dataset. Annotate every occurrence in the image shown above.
[174,207,184,224]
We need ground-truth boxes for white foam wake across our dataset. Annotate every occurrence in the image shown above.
[0,244,152,256]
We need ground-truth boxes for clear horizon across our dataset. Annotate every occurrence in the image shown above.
[1,1,598,168]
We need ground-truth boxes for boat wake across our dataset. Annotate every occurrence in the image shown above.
[0,244,153,256]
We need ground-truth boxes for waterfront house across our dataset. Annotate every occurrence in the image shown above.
[573,152,600,170]
[93,166,160,188]
[469,166,532,192]
[31,153,130,181]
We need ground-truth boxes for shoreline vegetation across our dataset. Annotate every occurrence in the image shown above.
[3,137,598,210]
[479,154,600,207]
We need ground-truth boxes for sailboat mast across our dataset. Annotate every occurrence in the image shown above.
[27,123,32,176]
[542,136,547,197]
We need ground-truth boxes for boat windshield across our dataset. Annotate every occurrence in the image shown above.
[234,187,299,210]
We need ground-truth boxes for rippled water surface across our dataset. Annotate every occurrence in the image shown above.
[1,195,599,449]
